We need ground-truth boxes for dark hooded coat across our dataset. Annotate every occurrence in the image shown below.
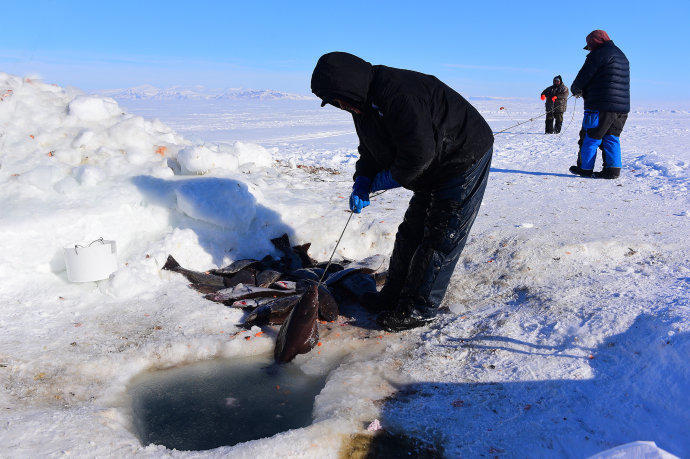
[571,41,630,113]
[311,52,494,191]
[541,76,569,113]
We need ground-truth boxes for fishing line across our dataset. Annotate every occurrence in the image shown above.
[494,95,575,136]
[317,211,354,285]
[316,189,389,285]
[561,96,579,135]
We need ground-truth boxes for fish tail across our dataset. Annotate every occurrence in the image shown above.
[162,255,181,271]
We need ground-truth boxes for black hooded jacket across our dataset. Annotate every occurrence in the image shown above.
[571,41,630,113]
[311,52,494,191]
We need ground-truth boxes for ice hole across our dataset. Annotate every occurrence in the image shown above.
[128,354,328,451]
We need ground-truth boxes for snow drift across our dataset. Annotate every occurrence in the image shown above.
[0,72,278,295]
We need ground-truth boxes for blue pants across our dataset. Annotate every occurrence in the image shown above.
[577,111,627,171]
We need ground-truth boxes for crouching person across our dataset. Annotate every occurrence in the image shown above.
[570,30,630,179]
[311,52,494,332]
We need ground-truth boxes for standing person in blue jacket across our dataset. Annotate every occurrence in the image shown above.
[569,30,630,179]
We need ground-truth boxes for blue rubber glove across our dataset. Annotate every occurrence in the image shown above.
[349,176,371,213]
[370,170,401,192]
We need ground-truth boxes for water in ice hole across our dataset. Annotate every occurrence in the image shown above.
[128,353,328,451]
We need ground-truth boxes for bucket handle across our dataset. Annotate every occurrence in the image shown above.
[74,237,105,255]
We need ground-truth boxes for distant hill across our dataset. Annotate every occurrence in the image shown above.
[98,85,315,101]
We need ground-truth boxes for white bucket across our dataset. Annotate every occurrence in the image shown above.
[63,238,118,282]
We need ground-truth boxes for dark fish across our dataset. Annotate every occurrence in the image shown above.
[337,272,377,302]
[289,267,324,282]
[374,270,388,288]
[271,280,297,290]
[292,243,317,268]
[324,267,362,287]
[274,285,319,363]
[223,269,257,288]
[204,283,296,305]
[295,280,339,322]
[314,261,344,273]
[188,283,224,294]
[258,254,282,271]
[228,297,278,309]
[270,233,303,271]
[344,254,386,274]
[316,284,339,322]
[210,259,261,276]
[162,255,226,287]
[256,270,282,288]
[242,295,301,329]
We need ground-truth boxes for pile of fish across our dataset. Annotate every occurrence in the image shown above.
[163,234,386,363]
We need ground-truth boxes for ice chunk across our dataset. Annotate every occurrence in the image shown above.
[177,142,274,174]
[68,96,119,122]
[175,178,256,231]
[232,141,274,169]
[178,145,239,174]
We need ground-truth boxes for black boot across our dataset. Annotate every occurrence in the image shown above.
[377,304,433,332]
[569,165,593,177]
[593,167,621,179]
[545,119,554,134]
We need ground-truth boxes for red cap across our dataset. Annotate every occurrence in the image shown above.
[584,30,611,50]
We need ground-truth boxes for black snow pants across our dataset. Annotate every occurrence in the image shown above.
[546,112,564,133]
[381,147,492,315]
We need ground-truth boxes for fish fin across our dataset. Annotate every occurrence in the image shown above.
[162,255,180,271]
[293,242,312,252]
[270,233,291,249]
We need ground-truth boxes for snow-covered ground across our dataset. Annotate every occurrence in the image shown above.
[0,74,688,457]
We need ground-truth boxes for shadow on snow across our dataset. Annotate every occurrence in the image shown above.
[379,313,689,457]
[491,167,576,178]
[132,175,295,266]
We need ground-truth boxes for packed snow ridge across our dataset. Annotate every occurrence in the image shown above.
[99,84,315,101]
[0,73,279,297]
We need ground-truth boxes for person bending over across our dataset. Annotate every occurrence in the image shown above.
[311,52,494,331]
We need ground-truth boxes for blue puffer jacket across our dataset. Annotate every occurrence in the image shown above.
[571,41,630,113]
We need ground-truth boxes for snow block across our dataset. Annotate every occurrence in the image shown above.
[175,178,257,231]
[588,441,678,459]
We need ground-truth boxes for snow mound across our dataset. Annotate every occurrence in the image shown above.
[0,72,279,295]
[177,141,274,174]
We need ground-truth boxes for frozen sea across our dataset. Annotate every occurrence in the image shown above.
[0,75,688,457]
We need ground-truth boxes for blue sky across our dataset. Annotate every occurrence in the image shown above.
[0,0,687,101]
